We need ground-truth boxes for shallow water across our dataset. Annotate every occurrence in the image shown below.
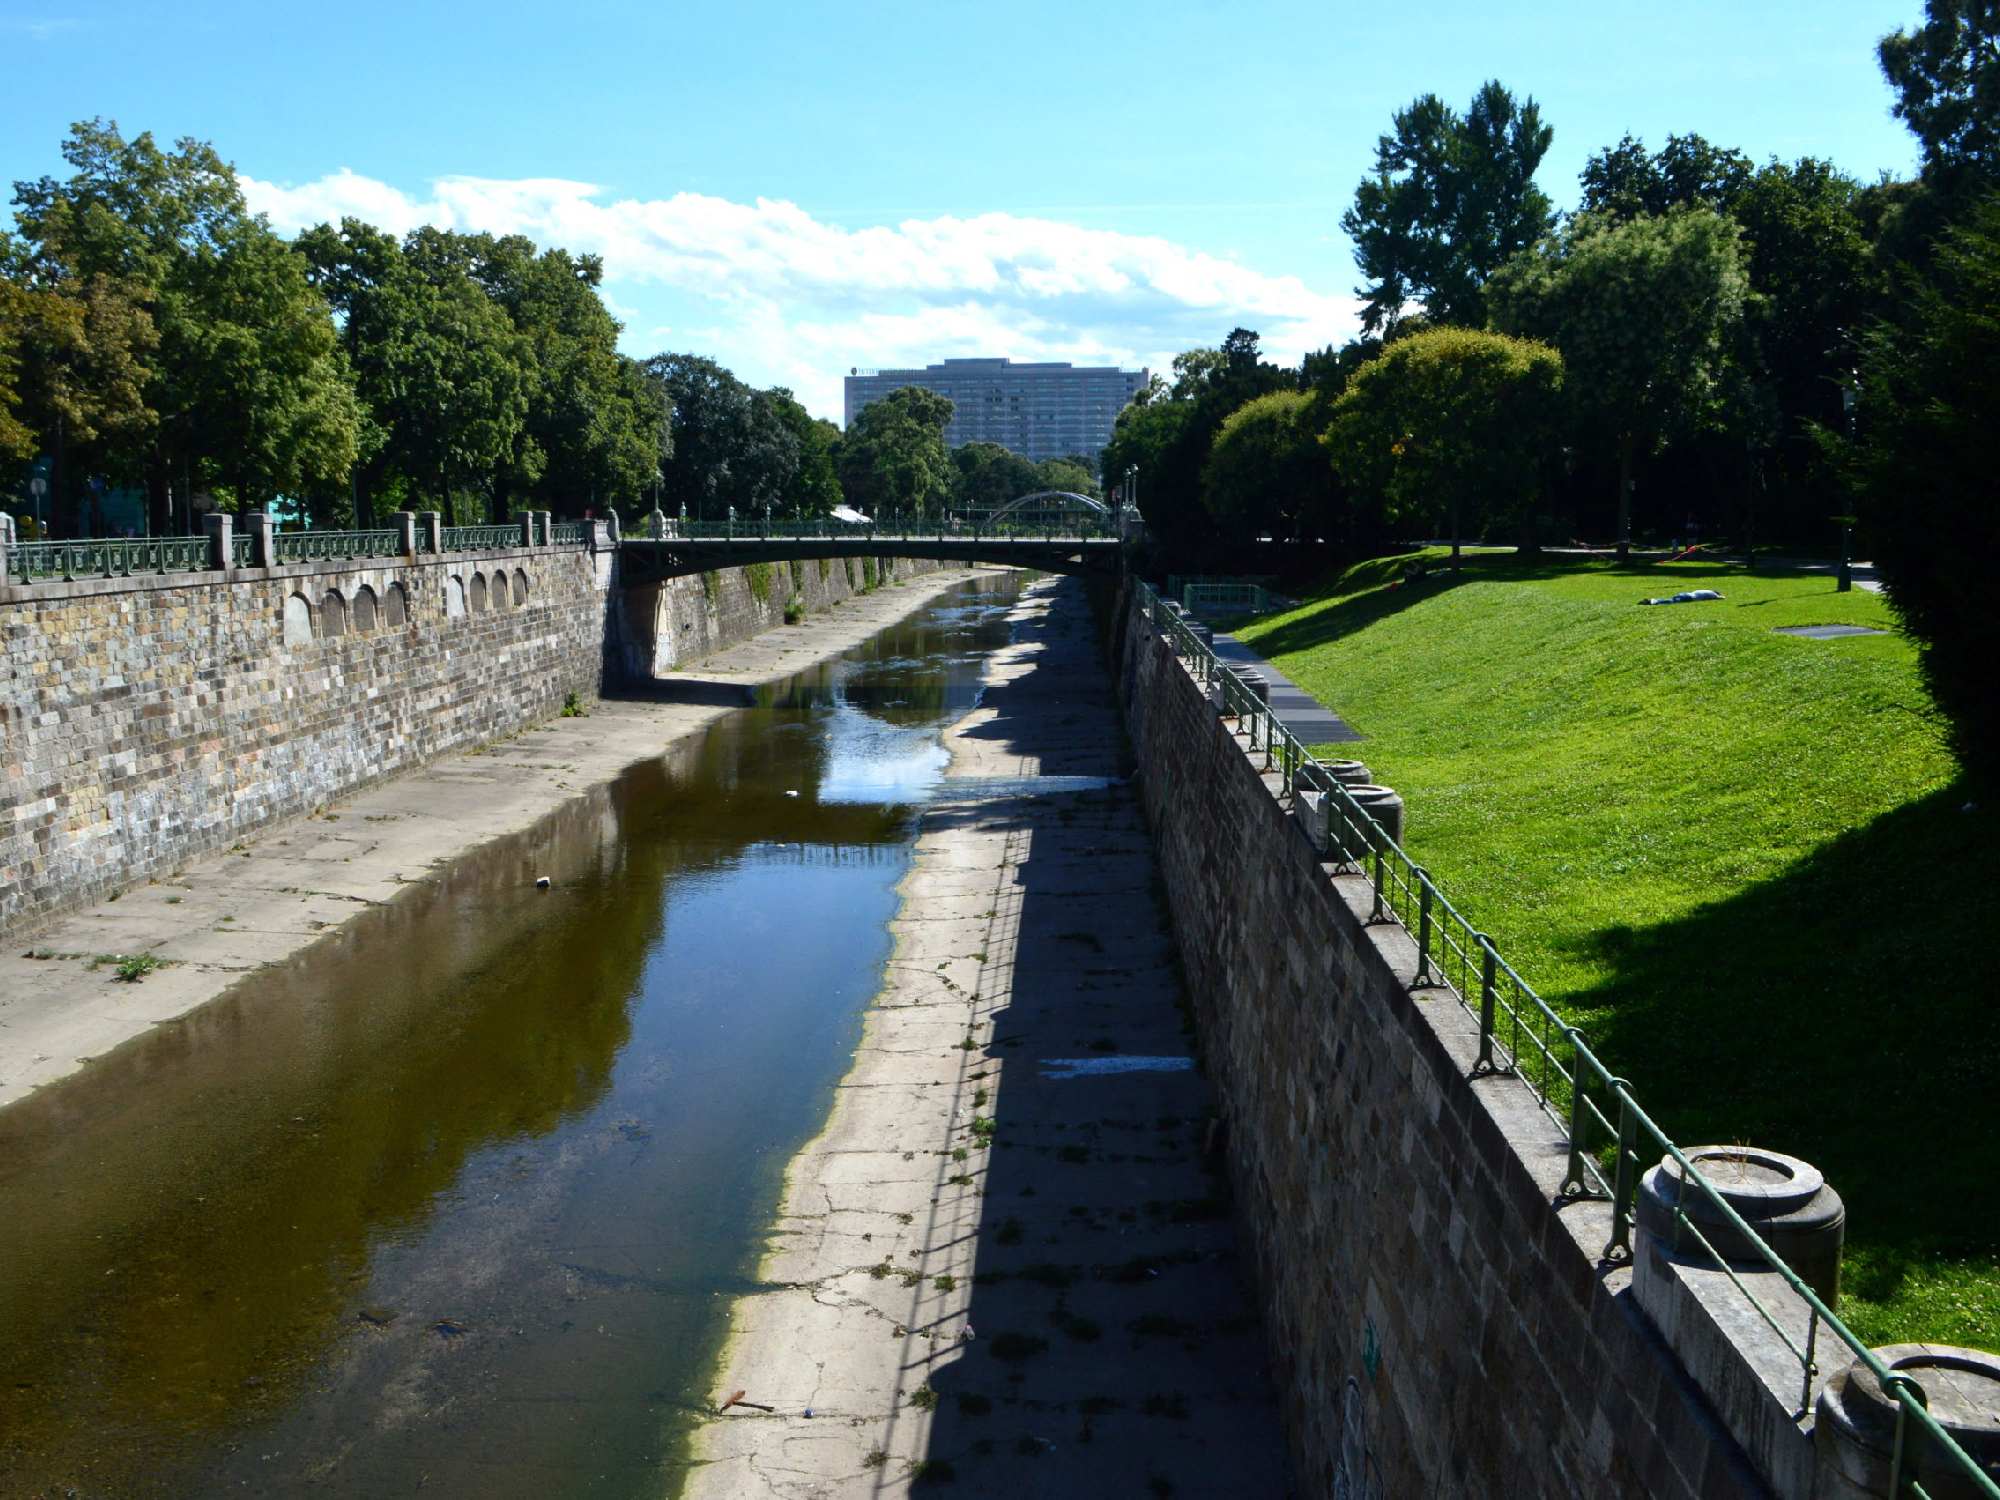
[0,573,1024,1497]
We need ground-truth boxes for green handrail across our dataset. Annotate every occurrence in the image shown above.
[8,535,213,582]
[1131,577,1998,1500]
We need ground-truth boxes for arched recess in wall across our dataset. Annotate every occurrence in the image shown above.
[352,584,378,632]
[469,572,488,614]
[491,571,510,609]
[384,581,408,627]
[283,592,314,646]
[513,568,530,603]
[321,589,349,637]
[445,576,466,619]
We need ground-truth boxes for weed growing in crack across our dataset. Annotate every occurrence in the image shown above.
[908,1384,939,1411]
[869,1262,893,1280]
[933,1273,956,1292]
[863,1448,889,1470]
[951,1147,969,1162]
[972,1088,989,1107]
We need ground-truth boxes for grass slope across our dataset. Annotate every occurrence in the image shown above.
[1235,550,1996,1349]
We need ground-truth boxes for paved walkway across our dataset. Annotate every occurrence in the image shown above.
[687,577,1291,1497]
[1210,633,1361,746]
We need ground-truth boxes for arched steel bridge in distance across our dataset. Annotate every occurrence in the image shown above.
[616,496,1129,584]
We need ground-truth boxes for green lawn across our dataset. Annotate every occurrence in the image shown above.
[1234,549,1997,1350]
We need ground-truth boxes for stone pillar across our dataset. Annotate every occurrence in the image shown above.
[0,510,13,583]
[647,507,668,540]
[515,509,535,547]
[605,506,621,543]
[204,512,234,571]
[419,511,442,555]
[1814,1345,2000,1500]
[539,509,553,546]
[391,510,417,557]
[243,510,276,568]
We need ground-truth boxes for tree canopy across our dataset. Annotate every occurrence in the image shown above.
[1879,0,2000,180]
[1343,81,1555,332]
[838,386,955,514]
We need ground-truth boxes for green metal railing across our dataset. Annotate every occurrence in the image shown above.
[1182,580,1269,615]
[8,535,213,583]
[1133,577,1997,1500]
[273,528,402,563]
[439,523,525,552]
[549,520,589,545]
[648,512,1120,543]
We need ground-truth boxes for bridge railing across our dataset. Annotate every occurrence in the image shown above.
[1132,576,1998,1500]
[5,516,594,585]
[648,512,1120,543]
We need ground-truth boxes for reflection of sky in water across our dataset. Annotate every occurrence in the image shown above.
[815,697,951,803]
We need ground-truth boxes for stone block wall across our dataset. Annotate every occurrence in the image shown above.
[0,543,613,939]
[618,553,944,676]
[1111,586,1769,1499]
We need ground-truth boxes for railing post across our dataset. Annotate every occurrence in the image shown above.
[728,506,736,540]
[0,511,12,585]
[537,510,552,546]
[1414,873,1435,987]
[1371,838,1388,921]
[420,511,442,555]
[392,510,417,558]
[515,510,535,548]
[1561,1031,1592,1196]
[243,510,276,568]
[1605,1084,1638,1261]
[1474,936,1500,1073]
[203,512,234,572]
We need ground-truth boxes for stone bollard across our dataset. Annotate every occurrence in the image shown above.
[516,510,536,547]
[0,510,13,583]
[243,510,275,568]
[606,506,621,543]
[538,509,553,546]
[1813,1345,2000,1500]
[1636,1145,1846,1306]
[204,512,234,571]
[1629,1145,1851,1498]
[420,511,442,555]
[1327,783,1404,862]
[392,510,417,557]
[1236,670,1271,707]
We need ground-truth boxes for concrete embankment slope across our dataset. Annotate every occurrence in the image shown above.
[686,577,1290,1498]
[0,569,992,1112]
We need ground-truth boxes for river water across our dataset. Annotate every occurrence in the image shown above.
[0,572,1025,1497]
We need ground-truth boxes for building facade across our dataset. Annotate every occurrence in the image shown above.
[843,358,1149,464]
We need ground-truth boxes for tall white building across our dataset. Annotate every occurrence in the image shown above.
[843,358,1149,463]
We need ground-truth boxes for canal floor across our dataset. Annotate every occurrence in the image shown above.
[0,573,1035,1497]
[689,577,1290,1497]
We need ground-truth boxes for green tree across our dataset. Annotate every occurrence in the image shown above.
[1324,326,1564,561]
[1579,133,1754,220]
[1343,82,1555,332]
[1879,0,2000,181]
[763,388,840,516]
[1826,193,2000,785]
[1489,208,1751,555]
[838,386,954,515]
[1202,390,1343,543]
[643,352,798,518]
[10,120,357,528]
[950,441,1043,511]
[1035,456,1098,498]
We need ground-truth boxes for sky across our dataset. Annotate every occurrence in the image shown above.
[1,0,1927,423]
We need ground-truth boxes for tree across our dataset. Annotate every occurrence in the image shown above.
[1879,0,2000,180]
[10,120,357,528]
[1826,192,2000,785]
[950,441,1043,511]
[1202,390,1343,542]
[1036,456,1098,498]
[762,388,840,516]
[1343,81,1555,332]
[643,352,798,518]
[1488,208,1750,555]
[1579,133,1754,220]
[1323,327,1564,561]
[838,386,954,515]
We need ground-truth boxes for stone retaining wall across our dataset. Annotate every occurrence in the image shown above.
[615,553,944,676]
[1111,585,1768,1499]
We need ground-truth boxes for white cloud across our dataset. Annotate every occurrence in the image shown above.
[243,170,1362,421]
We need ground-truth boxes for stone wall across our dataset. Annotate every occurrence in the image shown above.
[1111,586,1769,1499]
[615,552,944,677]
[0,542,614,939]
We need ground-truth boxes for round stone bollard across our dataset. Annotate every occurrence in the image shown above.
[1813,1345,2000,1500]
[1234,669,1270,706]
[1331,783,1404,863]
[1323,759,1372,786]
[1636,1145,1846,1305]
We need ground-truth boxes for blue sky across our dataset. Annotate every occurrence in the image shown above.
[3,0,1925,420]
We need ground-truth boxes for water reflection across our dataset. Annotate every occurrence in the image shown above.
[0,573,1022,1498]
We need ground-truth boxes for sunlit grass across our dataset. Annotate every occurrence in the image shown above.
[1236,550,1996,1350]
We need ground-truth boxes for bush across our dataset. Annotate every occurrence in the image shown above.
[783,593,806,624]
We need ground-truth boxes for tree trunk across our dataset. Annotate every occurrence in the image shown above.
[1615,434,1635,562]
[1450,496,1463,570]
